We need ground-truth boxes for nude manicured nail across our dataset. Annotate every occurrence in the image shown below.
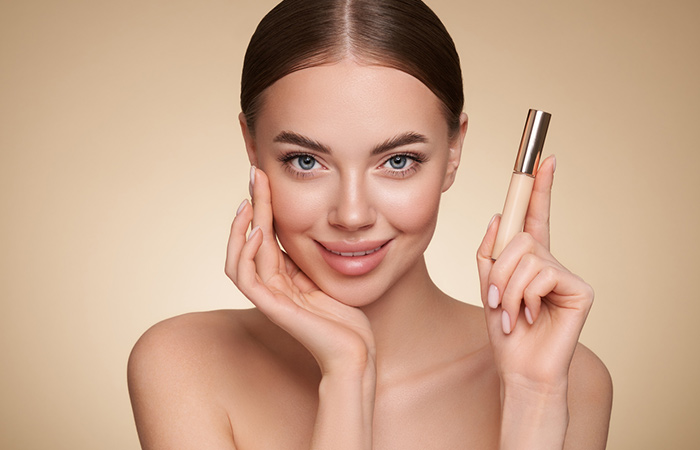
[248,225,261,241]
[552,155,557,173]
[487,214,498,230]
[249,166,256,197]
[525,307,534,325]
[502,310,512,334]
[236,199,247,216]
[487,285,499,309]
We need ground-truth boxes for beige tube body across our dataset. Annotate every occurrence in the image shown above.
[491,172,535,259]
[492,109,551,260]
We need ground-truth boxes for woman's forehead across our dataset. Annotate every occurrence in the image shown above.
[255,60,448,143]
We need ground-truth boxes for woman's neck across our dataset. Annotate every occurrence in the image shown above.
[360,256,469,382]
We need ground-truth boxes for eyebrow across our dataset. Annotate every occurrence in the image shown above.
[273,131,331,154]
[371,132,429,155]
[273,131,429,155]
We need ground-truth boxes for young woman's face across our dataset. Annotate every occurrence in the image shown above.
[243,60,465,307]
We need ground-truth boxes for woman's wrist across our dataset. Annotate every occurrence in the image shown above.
[319,359,377,407]
[499,380,569,450]
[312,362,376,450]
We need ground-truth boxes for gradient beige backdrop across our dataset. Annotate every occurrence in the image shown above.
[1,0,698,448]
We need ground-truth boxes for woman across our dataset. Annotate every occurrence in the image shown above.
[128,0,613,448]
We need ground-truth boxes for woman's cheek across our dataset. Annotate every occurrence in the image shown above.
[269,179,325,235]
[377,178,442,233]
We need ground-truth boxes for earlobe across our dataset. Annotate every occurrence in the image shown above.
[442,112,468,192]
[239,112,258,166]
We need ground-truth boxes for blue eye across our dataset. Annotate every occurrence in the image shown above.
[295,155,317,170]
[379,152,427,178]
[386,155,409,170]
[278,152,326,178]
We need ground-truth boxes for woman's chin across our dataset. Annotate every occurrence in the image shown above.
[313,280,385,309]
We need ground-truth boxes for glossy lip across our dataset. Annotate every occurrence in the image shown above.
[315,239,392,277]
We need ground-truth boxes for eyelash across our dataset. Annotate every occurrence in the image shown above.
[379,152,427,178]
[277,152,323,178]
[277,151,428,179]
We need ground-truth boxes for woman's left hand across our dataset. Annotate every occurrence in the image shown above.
[476,156,594,391]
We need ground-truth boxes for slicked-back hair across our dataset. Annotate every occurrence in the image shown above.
[241,0,463,138]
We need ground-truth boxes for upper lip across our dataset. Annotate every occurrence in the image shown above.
[316,240,391,257]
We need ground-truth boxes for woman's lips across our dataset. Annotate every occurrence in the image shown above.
[326,246,383,257]
[316,240,391,276]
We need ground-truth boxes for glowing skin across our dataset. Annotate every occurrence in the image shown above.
[241,60,463,307]
[129,61,611,450]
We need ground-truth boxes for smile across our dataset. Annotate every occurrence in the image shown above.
[316,240,392,276]
[325,246,384,257]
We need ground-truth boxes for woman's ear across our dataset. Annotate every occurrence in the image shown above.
[239,112,258,166]
[442,112,468,192]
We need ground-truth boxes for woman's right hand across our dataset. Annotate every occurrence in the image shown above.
[225,167,376,376]
[227,167,375,449]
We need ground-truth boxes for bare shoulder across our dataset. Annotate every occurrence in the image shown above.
[128,309,265,388]
[569,343,613,411]
[565,343,613,449]
[127,309,308,449]
[129,309,264,362]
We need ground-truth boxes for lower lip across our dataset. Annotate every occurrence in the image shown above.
[316,241,391,277]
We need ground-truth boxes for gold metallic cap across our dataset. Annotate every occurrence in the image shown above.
[514,109,551,176]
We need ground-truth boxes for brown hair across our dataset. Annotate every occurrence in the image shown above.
[241,0,463,138]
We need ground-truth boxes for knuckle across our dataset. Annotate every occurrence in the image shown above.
[542,265,559,281]
[501,286,521,309]
[514,231,536,247]
[520,252,539,270]
[522,284,539,303]
[488,264,507,286]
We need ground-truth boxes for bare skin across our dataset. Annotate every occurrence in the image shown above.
[128,305,610,449]
[128,61,613,449]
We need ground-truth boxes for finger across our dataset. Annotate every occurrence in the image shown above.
[501,253,568,331]
[282,251,319,293]
[522,266,560,323]
[237,225,263,288]
[235,226,287,316]
[491,227,559,283]
[250,167,284,279]
[477,214,500,307]
[224,199,253,284]
[487,231,557,332]
[501,253,543,334]
[537,269,595,313]
[487,232,538,295]
[523,155,556,250]
[235,227,276,308]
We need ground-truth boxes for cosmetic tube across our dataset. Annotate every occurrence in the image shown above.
[491,109,551,260]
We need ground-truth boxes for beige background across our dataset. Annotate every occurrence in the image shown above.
[1,0,698,448]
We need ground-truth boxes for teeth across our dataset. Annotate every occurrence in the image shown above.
[328,246,382,257]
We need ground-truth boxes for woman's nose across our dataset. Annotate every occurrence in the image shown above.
[327,174,376,231]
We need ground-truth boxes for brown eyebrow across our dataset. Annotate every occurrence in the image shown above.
[273,131,331,154]
[371,132,429,155]
[272,130,429,155]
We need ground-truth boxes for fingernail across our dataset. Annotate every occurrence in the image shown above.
[525,307,534,325]
[249,166,256,197]
[487,285,499,309]
[236,199,247,216]
[552,155,557,173]
[487,214,498,230]
[248,225,261,241]
[502,310,512,334]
